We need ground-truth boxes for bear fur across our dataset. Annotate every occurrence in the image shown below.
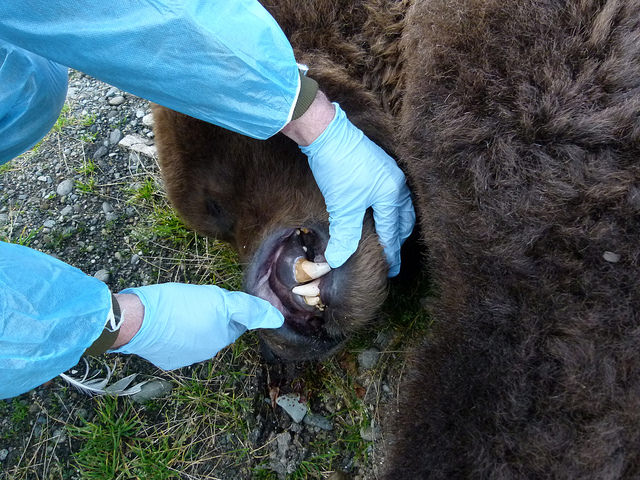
[154,0,640,477]
[386,0,640,477]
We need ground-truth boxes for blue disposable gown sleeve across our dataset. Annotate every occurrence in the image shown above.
[0,40,69,164]
[0,242,110,399]
[0,0,300,141]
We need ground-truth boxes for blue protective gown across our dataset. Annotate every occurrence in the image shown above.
[0,0,300,399]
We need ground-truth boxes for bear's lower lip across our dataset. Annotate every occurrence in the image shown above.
[245,225,332,336]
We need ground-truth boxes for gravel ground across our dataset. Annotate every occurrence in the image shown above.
[0,71,423,479]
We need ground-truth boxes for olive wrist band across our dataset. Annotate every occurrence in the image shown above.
[84,294,123,356]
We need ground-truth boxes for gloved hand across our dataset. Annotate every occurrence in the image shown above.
[301,103,415,277]
[109,283,284,370]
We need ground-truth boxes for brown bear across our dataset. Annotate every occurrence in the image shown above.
[154,0,640,477]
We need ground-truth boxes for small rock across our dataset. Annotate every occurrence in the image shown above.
[52,429,66,442]
[0,449,8,461]
[102,201,114,214]
[276,393,307,423]
[131,379,173,404]
[357,348,381,370]
[37,175,49,182]
[56,179,74,196]
[105,212,117,222]
[60,205,73,217]
[118,134,157,158]
[276,431,292,458]
[108,95,125,106]
[136,109,146,118]
[142,113,154,127]
[109,129,123,146]
[0,213,8,225]
[360,424,382,442]
[603,251,621,263]
[93,147,108,161]
[131,254,140,265]
[43,219,55,228]
[114,252,123,261]
[93,269,110,283]
[303,412,333,431]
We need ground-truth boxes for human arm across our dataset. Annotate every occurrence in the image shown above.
[0,242,283,399]
[0,0,414,273]
[0,0,299,139]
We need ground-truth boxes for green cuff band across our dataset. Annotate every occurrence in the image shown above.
[291,71,319,120]
[84,294,121,356]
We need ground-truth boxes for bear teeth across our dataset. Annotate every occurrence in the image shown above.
[294,258,331,283]
[292,279,321,296]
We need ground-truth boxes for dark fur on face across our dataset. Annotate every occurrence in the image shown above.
[155,0,640,477]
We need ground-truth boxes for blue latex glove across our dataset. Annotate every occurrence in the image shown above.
[301,103,415,277]
[109,283,284,370]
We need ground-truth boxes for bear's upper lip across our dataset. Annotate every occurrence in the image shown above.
[244,225,333,336]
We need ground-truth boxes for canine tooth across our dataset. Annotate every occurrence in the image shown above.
[292,279,320,296]
[304,295,321,306]
[294,258,331,283]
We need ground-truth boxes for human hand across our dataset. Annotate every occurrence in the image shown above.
[109,283,284,369]
[300,103,415,277]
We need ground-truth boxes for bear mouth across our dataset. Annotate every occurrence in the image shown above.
[244,225,335,337]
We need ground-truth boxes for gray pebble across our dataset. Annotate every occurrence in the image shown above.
[114,251,123,261]
[142,113,154,127]
[603,251,621,263]
[136,109,145,118]
[56,179,74,196]
[93,146,108,159]
[105,212,117,222]
[0,449,8,461]
[108,95,125,106]
[131,254,140,265]
[276,393,307,423]
[276,431,292,457]
[60,205,73,217]
[131,380,173,404]
[109,129,123,145]
[93,269,110,283]
[43,219,55,228]
[303,412,333,431]
[360,424,382,442]
[52,429,66,443]
[358,348,381,370]
[0,213,8,225]
[102,201,114,213]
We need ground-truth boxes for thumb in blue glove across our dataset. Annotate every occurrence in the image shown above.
[301,103,415,277]
[109,283,284,370]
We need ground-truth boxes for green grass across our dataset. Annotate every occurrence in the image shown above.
[52,103,72,133]
[75,177,97,194]
[76,159,97,176]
